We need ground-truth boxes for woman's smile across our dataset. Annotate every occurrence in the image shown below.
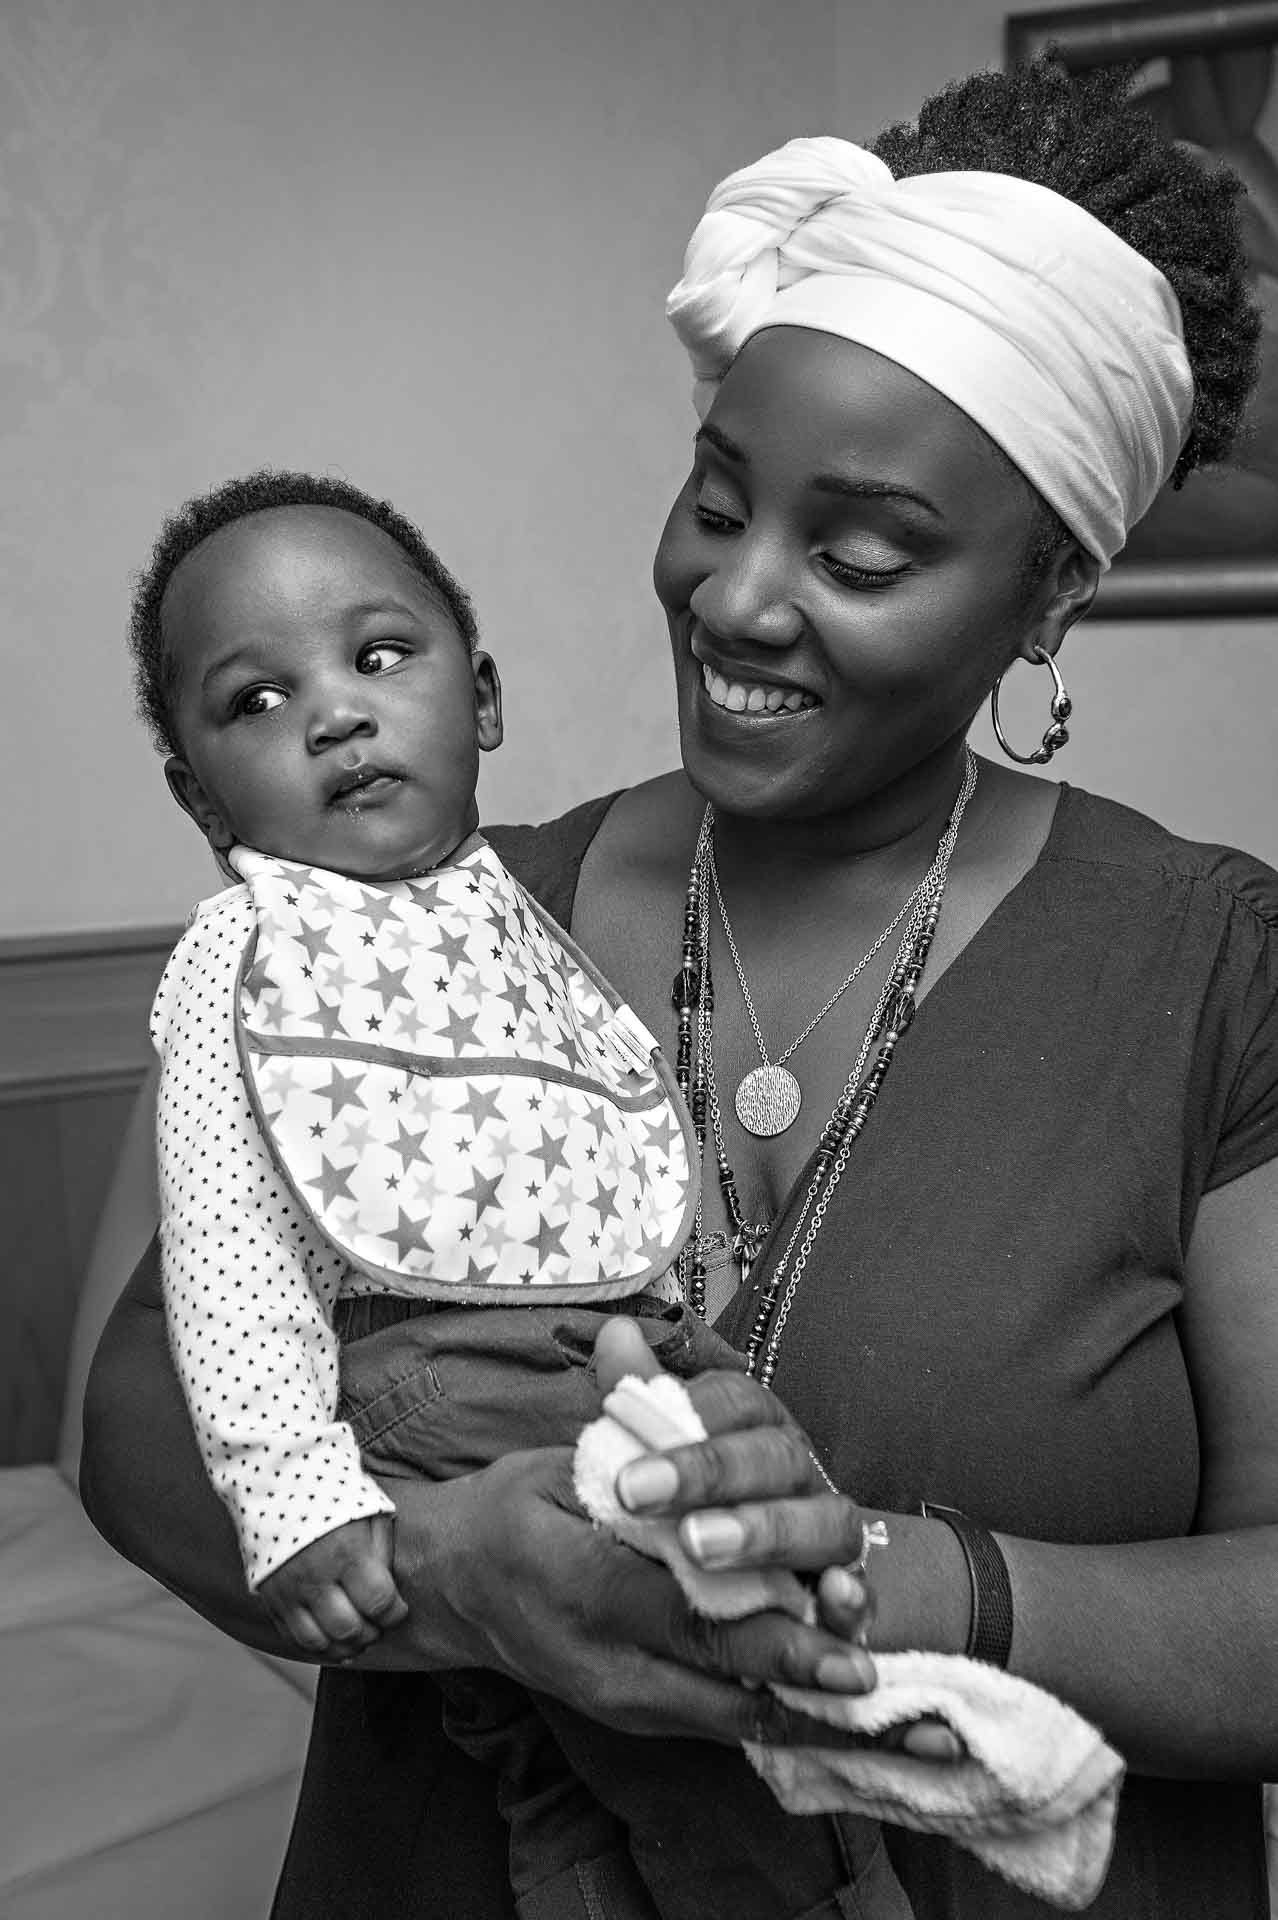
[692,627,821,718]
[700,661,819,715]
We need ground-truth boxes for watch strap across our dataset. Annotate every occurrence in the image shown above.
[921,1501,1014,1669]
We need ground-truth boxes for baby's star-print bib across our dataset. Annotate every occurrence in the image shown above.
[230,839,697,1303]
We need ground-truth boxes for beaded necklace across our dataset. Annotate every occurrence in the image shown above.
[672,750,977,1380]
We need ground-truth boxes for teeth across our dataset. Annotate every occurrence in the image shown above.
[701,663,816,715]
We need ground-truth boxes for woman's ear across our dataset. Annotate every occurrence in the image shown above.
[164,757,235,853]
[472,651,504,753]
[1020,542,1101,665]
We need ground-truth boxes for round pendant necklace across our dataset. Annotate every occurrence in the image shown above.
[705,792,965,1139]
[673,749,978,1372]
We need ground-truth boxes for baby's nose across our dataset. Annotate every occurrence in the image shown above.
[307,695,376,750]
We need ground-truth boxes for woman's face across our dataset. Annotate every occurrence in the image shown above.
[653,327,1052,821]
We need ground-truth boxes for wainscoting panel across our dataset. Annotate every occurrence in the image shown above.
[0,927,179,1104]
[0,927,178,1463]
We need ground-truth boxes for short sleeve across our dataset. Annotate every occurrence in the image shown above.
[1202,855,1278,1192]
[484,791,620,924]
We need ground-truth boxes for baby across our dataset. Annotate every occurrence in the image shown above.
[133,469,910,1920]
[133,468,705,1649]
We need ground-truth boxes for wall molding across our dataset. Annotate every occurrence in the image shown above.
[0,926,180,1103]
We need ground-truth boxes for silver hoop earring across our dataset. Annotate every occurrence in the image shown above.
[990,645,1072,766]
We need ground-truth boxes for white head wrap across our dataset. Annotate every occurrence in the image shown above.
[666,137,1194,568]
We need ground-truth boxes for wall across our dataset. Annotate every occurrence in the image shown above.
[833,1,1278,862]
[3,0,1276,940]
[0,0,837,935]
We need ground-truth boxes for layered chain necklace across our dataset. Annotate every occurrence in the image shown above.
[673,749,978,1380]
[709,804,964,1138]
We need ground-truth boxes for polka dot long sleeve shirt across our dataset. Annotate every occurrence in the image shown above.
[151,885,395,1590]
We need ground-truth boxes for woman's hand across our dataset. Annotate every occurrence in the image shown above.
[367,1441,886,1746]
[597,1316,870,1589]
[593,1317,966,1761]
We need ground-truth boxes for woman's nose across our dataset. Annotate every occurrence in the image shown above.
[689,533,803,648]
[306,689,377,752]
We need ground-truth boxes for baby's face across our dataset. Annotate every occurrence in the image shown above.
[161,506,501,878]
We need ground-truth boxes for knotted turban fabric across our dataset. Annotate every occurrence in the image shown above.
[666,137,1194,567]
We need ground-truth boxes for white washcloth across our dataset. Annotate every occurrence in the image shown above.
[573,1373,1124,1912]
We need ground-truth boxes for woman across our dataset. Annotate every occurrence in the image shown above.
[81,59,1278,1919]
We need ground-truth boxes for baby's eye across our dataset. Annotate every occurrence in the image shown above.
[234,685,287,718]
[358,642,410,675]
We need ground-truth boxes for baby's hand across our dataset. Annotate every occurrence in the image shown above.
[257,1514,408,1660]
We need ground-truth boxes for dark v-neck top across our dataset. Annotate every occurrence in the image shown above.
[710,780,1278,1920]
[721,779,1278,1535]
[272,784,1278,1920]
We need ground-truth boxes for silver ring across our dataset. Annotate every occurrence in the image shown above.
[845,1518,890,1579]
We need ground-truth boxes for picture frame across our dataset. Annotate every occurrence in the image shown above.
[1005,0,1278,617]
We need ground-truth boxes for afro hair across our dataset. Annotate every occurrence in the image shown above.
[129,469,479,755]
[870,56,1261,569]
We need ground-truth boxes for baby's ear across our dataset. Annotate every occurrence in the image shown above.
[472,650,503,752]
[164,756,235,853]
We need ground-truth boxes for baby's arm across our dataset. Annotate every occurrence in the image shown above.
[151,901,401,1654]
[257,1513,407,1654]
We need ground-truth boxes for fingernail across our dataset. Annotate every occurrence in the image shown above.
[824,1568,865,1609]
[814,1650,876,1693]
[617,1456,679,1511]
[682,1512,746,1564]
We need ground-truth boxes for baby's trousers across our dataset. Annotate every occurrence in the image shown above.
[334,1295,913,1920]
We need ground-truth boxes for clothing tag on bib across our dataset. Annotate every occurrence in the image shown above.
[594,1004,660,1076]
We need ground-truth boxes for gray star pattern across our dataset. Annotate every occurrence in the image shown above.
[391,1119,430,1169]
[318,1064,366,1118]
[307,996,348,1039]
[339,1112,376,1157]
[532,1213,571,1269]
[243,957,281,1003]
[433,926,472,970]
[462,1083,506,1130]
[590,1178,621,1225]
[385,1206,431,1265]
[440,1004,484,1053]
[355,890,409,937]
[294,922,335,969]
[310,1154,355,1209]
[527,1125,572,1182]
[369,956,412,1003]
[503,978,536,1026]
[459,1163,506,1214]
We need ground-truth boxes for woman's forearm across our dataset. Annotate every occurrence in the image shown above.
[623,1350,1278,1779]
[78,1259,512,1670]
[865,1510,1278,1779]
[80,1268,290,1655]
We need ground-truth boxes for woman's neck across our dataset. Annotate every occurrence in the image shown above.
[706,737,978,902]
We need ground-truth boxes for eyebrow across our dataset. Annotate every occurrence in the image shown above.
[695,421,944,522]
[198,599,426,691]
[201,647,256,692]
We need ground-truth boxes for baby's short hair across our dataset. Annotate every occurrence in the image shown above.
[129,468,479,755]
